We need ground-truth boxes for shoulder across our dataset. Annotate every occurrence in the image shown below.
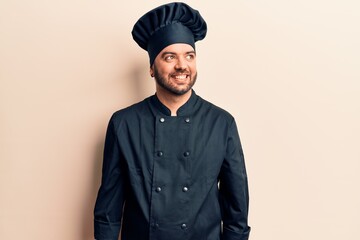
[109,97,152,128]
[197,96,235,125]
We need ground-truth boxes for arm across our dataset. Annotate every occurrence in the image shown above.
[219,119,251,240]
[94,115,126,240]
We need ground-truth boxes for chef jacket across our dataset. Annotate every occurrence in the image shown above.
[94,90,251,240]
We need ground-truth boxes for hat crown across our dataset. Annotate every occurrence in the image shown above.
[132,2,207,65]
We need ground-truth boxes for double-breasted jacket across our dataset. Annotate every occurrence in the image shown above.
[94,91,251,240]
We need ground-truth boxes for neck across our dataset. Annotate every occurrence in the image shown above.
[156,88,192,116]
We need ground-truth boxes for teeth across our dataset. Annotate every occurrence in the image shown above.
[173,75,187,79]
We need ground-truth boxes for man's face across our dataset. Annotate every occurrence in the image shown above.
[151,43,197,96]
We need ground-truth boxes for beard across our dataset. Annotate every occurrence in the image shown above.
[153,66,197,96]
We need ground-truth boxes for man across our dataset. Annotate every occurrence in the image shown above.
[94,2,251,240]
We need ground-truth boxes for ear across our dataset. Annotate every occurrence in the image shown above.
[150,67,154,78]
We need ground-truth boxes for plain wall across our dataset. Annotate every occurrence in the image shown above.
[1,0,359,239]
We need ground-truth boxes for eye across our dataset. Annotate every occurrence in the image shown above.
[186,54,195,60]
[164,55,175,61]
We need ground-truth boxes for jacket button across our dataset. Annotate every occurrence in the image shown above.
[185,117,190,123]
[157,151,163,157]
[182,186,188,192]
[181,223,187,229]
[159,117,165,123]
[183,151,190,157]
[155,187,162,192]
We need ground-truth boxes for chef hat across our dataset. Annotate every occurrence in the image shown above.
[131,2,207,66]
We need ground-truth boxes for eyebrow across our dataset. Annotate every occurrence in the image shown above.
[161,51,196,57]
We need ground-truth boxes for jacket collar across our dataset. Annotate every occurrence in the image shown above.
[149,89,199,116]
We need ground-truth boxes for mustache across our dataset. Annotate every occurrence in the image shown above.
[171,70,190,75]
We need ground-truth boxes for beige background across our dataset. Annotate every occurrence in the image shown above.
[1,0,359,239]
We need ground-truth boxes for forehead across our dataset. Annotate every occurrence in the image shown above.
[159,43,195,54]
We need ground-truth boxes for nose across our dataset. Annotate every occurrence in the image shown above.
[175,57,187,70]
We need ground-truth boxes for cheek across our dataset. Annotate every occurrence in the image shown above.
[189,60,196,68]
[158,65,174,74]
[190,63,197,73]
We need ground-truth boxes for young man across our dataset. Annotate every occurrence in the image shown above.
[94,2,251,240]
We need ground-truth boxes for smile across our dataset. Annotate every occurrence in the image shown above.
[172,74,188,79]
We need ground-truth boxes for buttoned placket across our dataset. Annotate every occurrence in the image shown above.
[149,115,193,238]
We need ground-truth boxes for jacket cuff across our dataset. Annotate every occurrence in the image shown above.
[94,219,121,240]
[222,226,251,240]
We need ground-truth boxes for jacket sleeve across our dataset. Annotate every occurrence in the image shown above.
[94,115,126,240]
[219,118,251,240]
